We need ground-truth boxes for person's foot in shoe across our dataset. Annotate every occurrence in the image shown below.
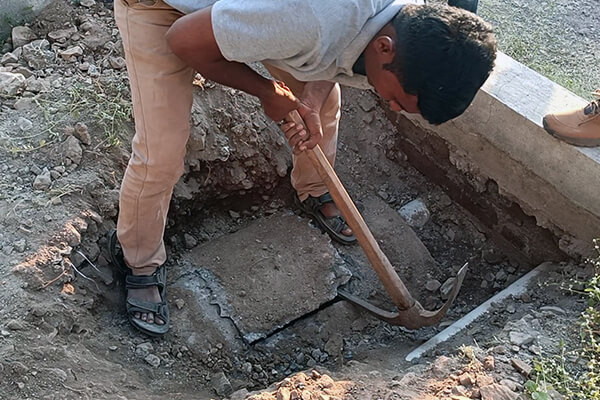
[543,90,600,147]
[448,0,479,13]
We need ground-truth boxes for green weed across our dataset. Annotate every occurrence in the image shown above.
[525,240,600,400]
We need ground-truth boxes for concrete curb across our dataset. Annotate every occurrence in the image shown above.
[403,52,600,256]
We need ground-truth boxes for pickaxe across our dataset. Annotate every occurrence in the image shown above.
[287,110,467,329]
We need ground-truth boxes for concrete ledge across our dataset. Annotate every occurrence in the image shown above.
[401,52,600,256]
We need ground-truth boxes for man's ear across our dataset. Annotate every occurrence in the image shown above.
[373,35,395,64]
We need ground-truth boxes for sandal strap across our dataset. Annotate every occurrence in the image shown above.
[127,297,168,316]
[325,215,347,232]
[125,266,167,291]
[317,192,333,204]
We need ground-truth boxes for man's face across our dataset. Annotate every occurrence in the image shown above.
[369,68,419,114]
[364,29,420,115]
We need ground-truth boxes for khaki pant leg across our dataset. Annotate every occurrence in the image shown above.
[263,65,341,201]
[115,0,195,274]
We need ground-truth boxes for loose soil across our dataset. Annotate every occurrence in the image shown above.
[0,1,597,400]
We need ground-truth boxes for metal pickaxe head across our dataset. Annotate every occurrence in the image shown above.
[338,263,468,329]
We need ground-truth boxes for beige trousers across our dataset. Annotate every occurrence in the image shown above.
[114,0,341,274]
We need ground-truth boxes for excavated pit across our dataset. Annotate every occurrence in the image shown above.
[128,86,566,393]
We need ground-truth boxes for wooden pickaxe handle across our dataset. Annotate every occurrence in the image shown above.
[286,110,416,311]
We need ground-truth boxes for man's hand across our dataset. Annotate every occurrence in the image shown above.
[260,80,300,122]
[280,81,335,153]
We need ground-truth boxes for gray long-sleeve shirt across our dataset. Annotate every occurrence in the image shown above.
[164,0,418,89]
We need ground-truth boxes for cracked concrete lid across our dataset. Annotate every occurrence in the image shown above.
[179,211,351,343]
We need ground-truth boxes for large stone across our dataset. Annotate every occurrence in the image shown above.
[177,211,350,343]
[33,168,52,190]
[338,195,440,302]
[1,51,19,65]
[59,45,84,62]
[12,26,37,48]
[62,135,83,164]
[509,331,535,346]
[398,198,431,228]
[0,72,26,96]
[211,371,233,397]
[479,383,518,400]
[48,27,77,42]
[22,39,52,70]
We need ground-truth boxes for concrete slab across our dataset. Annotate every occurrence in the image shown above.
[401,51,600,256]
[338,195,443,305]
[178,211,351,343]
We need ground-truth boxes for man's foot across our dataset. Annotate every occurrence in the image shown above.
[128,283,165,325]
[543,91,600,147]
[107,230,170,337]
[295,193,357,245]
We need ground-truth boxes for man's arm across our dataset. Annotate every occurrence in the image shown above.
[166,7,334,151]
[166,7,298,122]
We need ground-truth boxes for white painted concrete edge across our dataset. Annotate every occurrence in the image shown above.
[402,51,600,252]
[405,261,552,362]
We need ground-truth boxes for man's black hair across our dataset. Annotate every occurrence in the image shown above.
[386,4,497,124]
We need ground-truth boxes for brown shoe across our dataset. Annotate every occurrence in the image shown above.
[542,90,600,147]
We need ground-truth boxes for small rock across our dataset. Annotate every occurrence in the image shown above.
[17,117,33,131]
[506,304,516,314]
[539,306,566,315]
[59,46,84,62]
[509,331,535,346]
[13,239,26,253]
[109,346,117,351]
[6,319,25,330]
[62,135,83,164]
[80,21,94,32]
[511,358,532,377]
[12,26,37,48]
[144,354,160,368]
[483,355,495,370]
[184,233,197,249]
[135,342,154,357]
[439,277,456,300]
[212,371,233,397]
[33,168,52,190]
[175,298,185,309]
[14,98,34,110]
[74,122,91,145]
[109,56,126,69]
[398,199,430,228]
[30,165,42,175]
[1,52,19,65]
[529,345,541,355]
[520,292,532,303]
[458,372,475,386]
[80,0,96,7]
[16,382,25,390]
[425,279,441,292]
[495,270,508,281]
[0,72,26,96]
[479,383,518,400]
[22,39,52,70]
[229,210,240,219]
[48,27,77,42]
[230,389,249,400]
